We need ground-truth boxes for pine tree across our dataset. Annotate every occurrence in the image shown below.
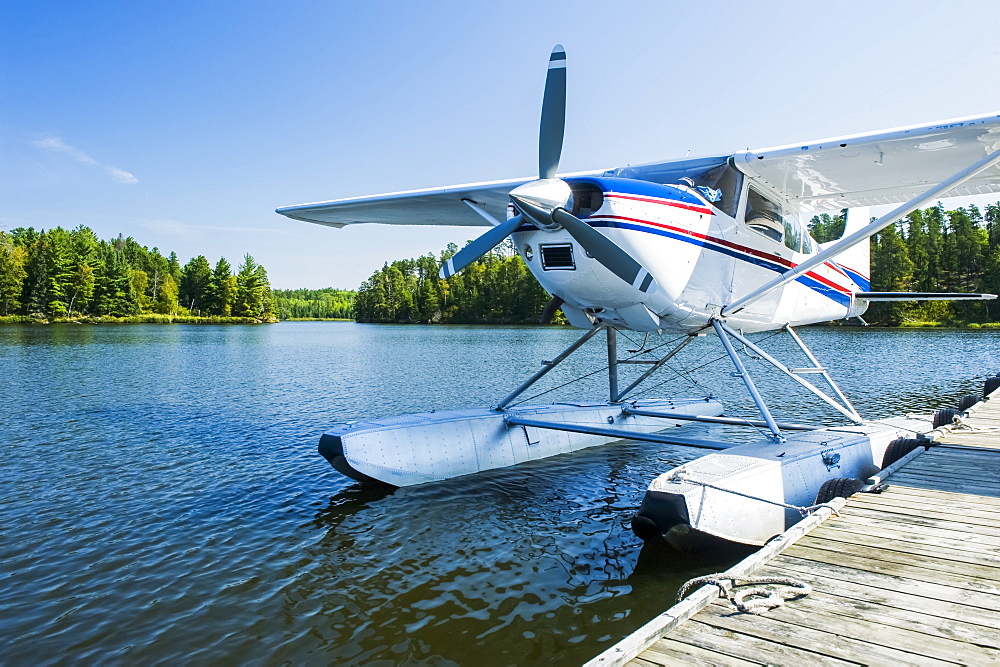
[234,254,271,318]
[0,232,28,315]
[208,257,233,315]
[870,222,915,324]
[155,273,180,315]
[180,255,213,314]
[95,242,137,316]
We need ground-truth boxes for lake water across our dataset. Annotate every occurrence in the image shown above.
[2,322,997,665]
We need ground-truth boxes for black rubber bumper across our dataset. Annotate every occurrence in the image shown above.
[631,490,690,540]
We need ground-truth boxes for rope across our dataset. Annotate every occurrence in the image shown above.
[669,471,839,517]
[675,573,812,615]
[951,414,1000,433]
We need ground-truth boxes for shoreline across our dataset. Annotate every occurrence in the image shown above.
[2,316,1000,329]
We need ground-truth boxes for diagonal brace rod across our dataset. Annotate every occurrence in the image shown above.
[495,326,602,410]
[712,319,785,442]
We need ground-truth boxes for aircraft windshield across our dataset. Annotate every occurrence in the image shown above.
[696,162,743,218]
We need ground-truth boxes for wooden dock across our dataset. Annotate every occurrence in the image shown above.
[589,387,1000,666]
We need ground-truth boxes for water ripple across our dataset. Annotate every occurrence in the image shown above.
[1,323,997,664]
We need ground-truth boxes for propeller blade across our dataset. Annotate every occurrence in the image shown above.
[539,295,565,325]
[551,208,657,293]
[538,45,566,180]
[439,215,523,279]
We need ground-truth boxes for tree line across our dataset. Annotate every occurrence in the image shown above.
[272,288,355,320]
[812,201,1000,325]
[354,240,554,324]
[0,225,275,321]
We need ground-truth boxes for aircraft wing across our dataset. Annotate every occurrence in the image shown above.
[277,176,556,228]
[278,113,1000,227]
[733,112,1000,211]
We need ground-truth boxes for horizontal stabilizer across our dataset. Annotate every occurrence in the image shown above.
[855,292,998,301]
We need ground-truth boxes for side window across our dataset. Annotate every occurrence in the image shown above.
[746,188,808,253]
[745,188,784,244]
[782,211,806,253]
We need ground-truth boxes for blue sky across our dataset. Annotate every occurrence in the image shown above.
[2,1,1000,289]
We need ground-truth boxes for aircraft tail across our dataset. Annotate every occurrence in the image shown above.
[821,206,871,291]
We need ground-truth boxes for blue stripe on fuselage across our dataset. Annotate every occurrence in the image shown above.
[565,177,707,207]
[836,265,870,291]
[590,219,853,307]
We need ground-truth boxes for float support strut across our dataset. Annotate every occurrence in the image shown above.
[607,326,619,403]
[718,321,863,424]
[784,325,862,421]
[495,326,602,411]
[712,319,786,443]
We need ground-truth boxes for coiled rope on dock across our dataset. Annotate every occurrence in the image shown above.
[675,573,812,615]
[951,414,1000,433]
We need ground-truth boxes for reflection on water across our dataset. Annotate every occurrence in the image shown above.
[1,323,997,664]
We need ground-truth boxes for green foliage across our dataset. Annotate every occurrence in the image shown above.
[234,254,274,319]
[354,240,553,324]
[863,201,1000,325]
[0,232,28,315]
[180,255,213,314]
[808,211,847,243]
[272,287,355,319]
[0,224,274,322]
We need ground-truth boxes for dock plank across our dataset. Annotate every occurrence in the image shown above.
[834,505,1000,538]
[780,544,1000,595]
[758,559,1000,631]
[878,482,1000,507]
[806,523,1000,568]
[793,534,1000,580]
[630,638,763,666]
[666,619,859,666]
[697,600,965,666]
[753,584,1000,650]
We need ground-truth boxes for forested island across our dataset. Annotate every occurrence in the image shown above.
[3,200,998,326]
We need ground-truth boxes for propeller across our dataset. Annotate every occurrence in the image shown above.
[439,214,523,279]
[539,296,565,324]
[539,45,567,180]
[440,43,656,294]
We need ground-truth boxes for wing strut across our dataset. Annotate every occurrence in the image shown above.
[721,148,1000,317]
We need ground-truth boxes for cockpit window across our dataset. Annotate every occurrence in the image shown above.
[746,188,784,243]
[745,187,808,252]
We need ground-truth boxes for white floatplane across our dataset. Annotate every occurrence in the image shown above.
[278,45,1000,548]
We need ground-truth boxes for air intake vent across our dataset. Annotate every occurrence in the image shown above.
[540,244,575,270]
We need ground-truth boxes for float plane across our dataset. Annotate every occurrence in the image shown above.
[277,46,1000,549]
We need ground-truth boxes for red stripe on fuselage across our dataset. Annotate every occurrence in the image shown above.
[593,214,855,297]
[604,192,714,216]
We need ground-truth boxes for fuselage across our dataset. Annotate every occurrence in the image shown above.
[510,175,870,333]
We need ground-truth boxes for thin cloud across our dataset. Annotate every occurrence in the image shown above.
[33,135,138,184]
[140,219,201,240]
[139,219,286,239]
